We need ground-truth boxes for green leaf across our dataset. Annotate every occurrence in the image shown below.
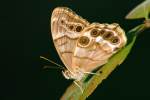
[60,24,145,100]
[126,0,150,19]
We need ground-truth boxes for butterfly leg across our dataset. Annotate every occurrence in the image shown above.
[84,71,100,76]
[73,81,84,93]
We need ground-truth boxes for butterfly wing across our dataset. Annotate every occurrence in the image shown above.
[51,7,89,72]
[72,23,127,72]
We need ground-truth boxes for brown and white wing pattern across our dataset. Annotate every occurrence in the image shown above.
[51,7,89,72]
[72,23,127,72]
[51,7,127,80]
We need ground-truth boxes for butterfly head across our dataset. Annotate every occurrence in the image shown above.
[62,67,85,81]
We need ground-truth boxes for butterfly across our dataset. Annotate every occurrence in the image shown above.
[50,7,127,88]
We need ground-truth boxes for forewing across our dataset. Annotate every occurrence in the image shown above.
[51,7,89,71]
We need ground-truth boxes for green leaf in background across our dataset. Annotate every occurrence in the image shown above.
[126,0,150,19]
[61,24,146,100]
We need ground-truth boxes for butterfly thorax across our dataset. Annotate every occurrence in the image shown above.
[62,68,84,81]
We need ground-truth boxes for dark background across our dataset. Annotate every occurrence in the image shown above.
[1,0,150,100]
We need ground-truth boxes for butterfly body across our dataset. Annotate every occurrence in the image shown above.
[51,7,127,81]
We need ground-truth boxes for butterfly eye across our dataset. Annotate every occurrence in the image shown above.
[78,36,90,47]
[103,31,113,40]
[75,25,83,32]
[90,29,99,37]
[111,36,120,44]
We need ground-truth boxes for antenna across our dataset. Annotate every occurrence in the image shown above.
[40,56,64,69]
[43,65,64,70]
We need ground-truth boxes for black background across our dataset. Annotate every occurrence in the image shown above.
[1,0,150,100]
